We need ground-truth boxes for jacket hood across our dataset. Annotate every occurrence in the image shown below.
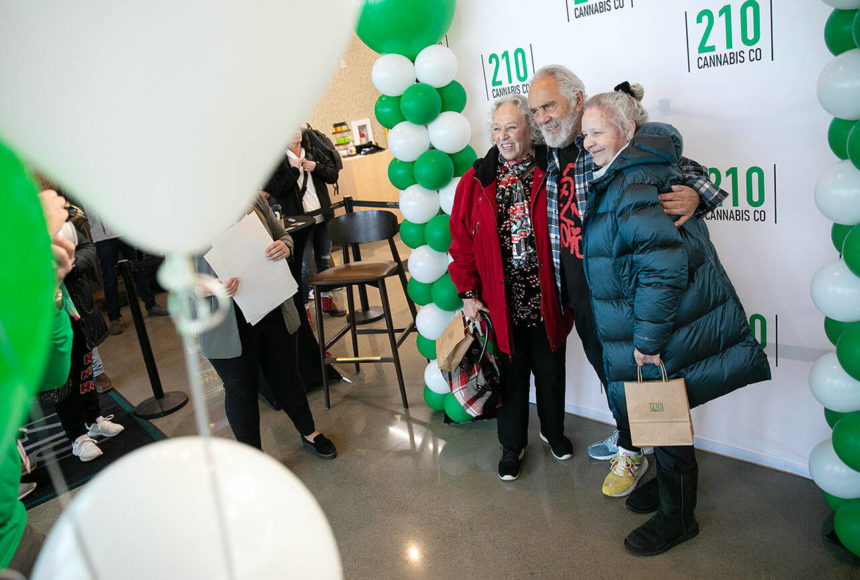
[591,122,682,188]
[472,143,548,187]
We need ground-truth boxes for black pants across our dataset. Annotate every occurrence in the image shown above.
[95,238,156,320]
[208,307,315,450]
[655,445,697,472]
[55,319,100,440]
[497,326,567,452]
[572,309,639,453]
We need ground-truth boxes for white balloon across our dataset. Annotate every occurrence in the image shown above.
[439,177,461,215]
[448,252,455,265]
[414,45,458,88]
[371,53,416,97]
[822,0,860,9]
[428,112,473,154]
[416,304,457,341]
[400,185,440,224]
[387,121,431,162]
[0,3,354,254]
[32,438,341,579]
[815,160,860,225]
[408,245,449,284]
[809,439,860,499]
[818,49,860,120]
[809,352,860,413]
[811,259,860,322]
[424,359,450,394]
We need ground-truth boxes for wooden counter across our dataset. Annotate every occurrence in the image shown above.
[335,149,401,218]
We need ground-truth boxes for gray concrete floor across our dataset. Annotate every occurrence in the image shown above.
[27,240,860,579]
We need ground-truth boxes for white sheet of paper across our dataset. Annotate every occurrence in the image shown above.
[203,213,297,325]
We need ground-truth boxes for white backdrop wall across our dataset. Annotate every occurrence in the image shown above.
[445,0,835,477]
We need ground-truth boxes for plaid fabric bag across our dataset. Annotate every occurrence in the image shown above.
[441,312,502,417]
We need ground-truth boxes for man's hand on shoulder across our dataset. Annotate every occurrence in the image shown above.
[658,185,699,227]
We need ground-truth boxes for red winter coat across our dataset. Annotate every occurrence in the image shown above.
[449,145,572,356]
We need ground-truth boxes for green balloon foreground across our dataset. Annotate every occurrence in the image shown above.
[389,158,417,191]
[416,333,437,359]
[407,277,434,306]
[0,142,56,446]
[424,385,447,411]
[832,222,855,253]
[835,499,860,557]
[828,118,855,160]
[833,411,860,472]
[438,80,468,113]
[825,9,858,56]
[836,323,860,381]
[400,83,442,126]
[399,219,427,249]
[431,273,462,312]
[444,392,473,422]
[824,317,860,347]
[414,149,455,191]
[826,407,847,429]
[823,490,849,511]
[450,145,478,177]
[848,121,860,171]
[355,0,456,60]
[843,223,860,277]
[375,94,405,129]
[424,213,452,253]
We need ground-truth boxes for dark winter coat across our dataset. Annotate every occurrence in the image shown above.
[65,226,109,350]
[582,123,770,417]
[449,145,572,356]
[263,130,339,218]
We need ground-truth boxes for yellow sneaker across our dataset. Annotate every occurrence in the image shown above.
[602,447,648,497]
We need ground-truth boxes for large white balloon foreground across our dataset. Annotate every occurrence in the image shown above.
[0,1,355,254]
[32,437,342,580]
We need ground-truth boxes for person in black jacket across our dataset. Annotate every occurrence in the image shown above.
[263,129,345,316]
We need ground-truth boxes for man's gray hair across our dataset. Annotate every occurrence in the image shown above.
[532,65,587,107]
[489,94,542,143]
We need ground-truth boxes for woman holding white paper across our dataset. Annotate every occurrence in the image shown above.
[195,194,336,459]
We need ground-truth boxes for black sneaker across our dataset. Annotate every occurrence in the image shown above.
[302,433,337,459]
[498,447,524,481]
[539,432,573,461]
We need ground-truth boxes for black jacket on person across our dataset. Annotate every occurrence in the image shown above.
[65,226,109,350]
[263,130,340,218]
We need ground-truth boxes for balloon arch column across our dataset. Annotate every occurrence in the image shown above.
[809,0,860,558]
[357,0,478,422]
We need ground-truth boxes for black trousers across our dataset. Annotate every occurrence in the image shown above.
[572,309,640,453]
[55,319,101,440]
[208,307,315,450]
[655,445,697,472]
[497,326,567,452]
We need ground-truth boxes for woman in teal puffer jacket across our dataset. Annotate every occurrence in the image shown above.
[580,85,770,557]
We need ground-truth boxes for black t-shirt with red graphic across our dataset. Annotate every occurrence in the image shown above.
[557,143,591,314]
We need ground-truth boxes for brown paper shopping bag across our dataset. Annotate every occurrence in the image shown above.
[436,313,474,372]
[624,362,694,447]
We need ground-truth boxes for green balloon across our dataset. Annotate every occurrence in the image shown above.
[356,0,456,60]
[855,10,860,48]
[828,118,855,160]
[837,325,860,381]
[826,407,848,429]
[424,213,452,253]
[375,94,405,129]
[400,83,442,126]
[824,317,860,347]
[414,149,454,190]
[424,385,447,411]
[848,122,860,171]
[0,142,55,447]
[399,219,426,249]
[824,490,850,511]
[833,411,860,471]
[444,392,473,422]
[431,273,462,311]
[832,223,855,253]
[835,499,860,557]
[407,277,434,305]
[825,9,858,56]
[450,145,478,177]
[843,224,860,276]
[438,81,467,113]
[416,334,437,359]
[388,158,417,190]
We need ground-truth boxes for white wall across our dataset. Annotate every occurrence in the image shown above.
[447,0,835,477]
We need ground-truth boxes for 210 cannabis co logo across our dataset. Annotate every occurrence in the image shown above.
[704,164,778,224]
[684,0,773,72]
[566,0,636,22]
[480,46,536,100]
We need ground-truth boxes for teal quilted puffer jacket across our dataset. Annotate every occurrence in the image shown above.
[582,122,770,417]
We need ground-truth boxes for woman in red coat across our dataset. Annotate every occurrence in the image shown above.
[449,95,573,481]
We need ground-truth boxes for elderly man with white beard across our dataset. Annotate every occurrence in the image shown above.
[527,65,728,501]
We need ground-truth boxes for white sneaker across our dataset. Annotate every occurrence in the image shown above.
[86,415,125,438]
[72,435,103,462]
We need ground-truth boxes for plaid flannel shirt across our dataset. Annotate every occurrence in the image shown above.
[546,136,728,298]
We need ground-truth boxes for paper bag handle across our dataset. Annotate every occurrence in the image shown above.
[636,361,668,383]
